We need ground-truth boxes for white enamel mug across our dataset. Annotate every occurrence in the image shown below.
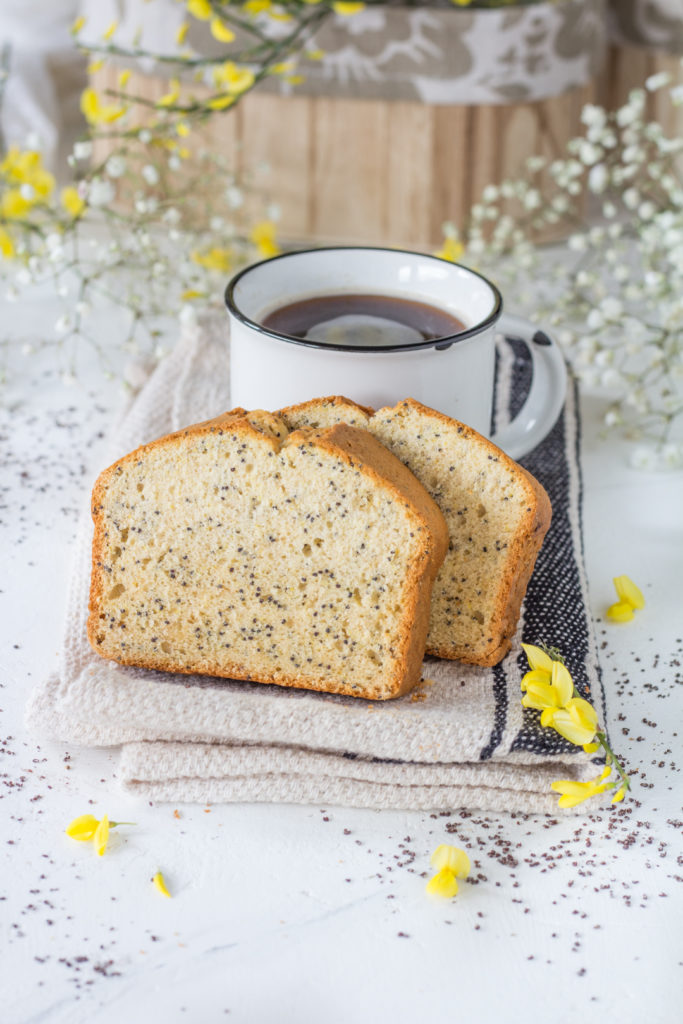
[225,247,567,459]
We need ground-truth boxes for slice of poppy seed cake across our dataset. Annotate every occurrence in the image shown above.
[88,410,448,700]
[279,397,551,667]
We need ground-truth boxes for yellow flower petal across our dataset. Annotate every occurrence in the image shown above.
[157,80,181,107]
[181,289,205,300]
[210,17,235,42]
[0,226,15,258]
[613,575,645,610]
[61,186,86,218]
[118,69,132,87]
[611,787,626,804]
[71,15,86,35]
[152,870,172,897]
[176,122,190,137]
[93,814,110,856]
[521,643,554,674]
[191,246,233,273]
[430,844,470,878]
[187,0,212,20]
[583,741,600,753]
[88,59,105,74]
[1,189,31,219]
[66,814,100,840]
[551,777,608,808]
[244,0,271,13]
[249,220,280,258]
[567,697,598,734]
[547,707,596,746]
[520,668,550,692]
[426,867,459,899]
[207,94,236,110]
[606,600,635,622]
[551,660,574,706]
[176,22,189,45]
[332,1,365,14]
[103,21,118,41]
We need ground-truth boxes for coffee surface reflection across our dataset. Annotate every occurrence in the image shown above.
[261,293,466,348]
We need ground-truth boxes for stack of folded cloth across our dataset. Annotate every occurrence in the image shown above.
[27,315,604,814]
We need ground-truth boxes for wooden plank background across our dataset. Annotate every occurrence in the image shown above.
[92,45,680,250]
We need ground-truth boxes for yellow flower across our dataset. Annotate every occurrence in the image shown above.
[244,0,272,14]
[332,2,366,14]
[65,814,101,840]
[1,146,55,199]
[434,236,464,263]
[88,59,105,74]
[176,22,189,45]
[93,814,110,856]
[191,246,234,273]
[611,786,626,804]
[80,87,127,125]
[152,871,172,897]
[426,867,460,898]
[286,75,305,86]
[61,186,86,218]
[613,574,645,611]
[0,226,15,259]
[306,49,325,61]
[181,289,205,301]
[157,79,181,108]
[187,0,212,20]
[521,659,574,712]
[65,813,135,850]
[271,61,295,75]
[551,765,611,808]
[208,94,236,110]
[426,844,469,898]
[176,121,190,137]
[212,62,255,95]
[118,69,132,87]
[210,17,235,42]
[606,600,634,622]
[550,774,610,809]
[71,15,86,35]
[430,844,470,878]
[521,643,554,674]
[542,696,598,746]
[1,189,31,219]
[102,20,118,41]
[250,220,280,258]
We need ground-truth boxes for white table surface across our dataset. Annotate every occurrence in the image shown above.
[2,283,682,1024]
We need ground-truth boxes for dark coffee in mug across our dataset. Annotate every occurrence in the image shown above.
[261,293,466,348]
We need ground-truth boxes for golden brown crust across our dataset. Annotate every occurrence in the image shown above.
[88,411,447,699]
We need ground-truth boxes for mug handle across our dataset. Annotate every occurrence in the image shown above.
[489,312,568,461]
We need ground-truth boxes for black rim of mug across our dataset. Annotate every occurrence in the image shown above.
[224,246,504,354]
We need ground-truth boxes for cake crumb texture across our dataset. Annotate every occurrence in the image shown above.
[280,396,551,666]
[88,412,447,699]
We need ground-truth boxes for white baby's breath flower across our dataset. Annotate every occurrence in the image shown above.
[73,140,93,160]
[225,185,243,209]
[568,233,587,252]
[142,164,160,186]
[106,155,127,178]
[89,179,115,206]
[622,188,640,210]
[645,71,671,92]
[54,314,72,336]
[588,164,608,193]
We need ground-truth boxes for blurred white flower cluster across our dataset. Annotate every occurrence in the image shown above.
[450,70,683,468]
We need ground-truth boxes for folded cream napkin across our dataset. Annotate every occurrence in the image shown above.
[27,315,605,813]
